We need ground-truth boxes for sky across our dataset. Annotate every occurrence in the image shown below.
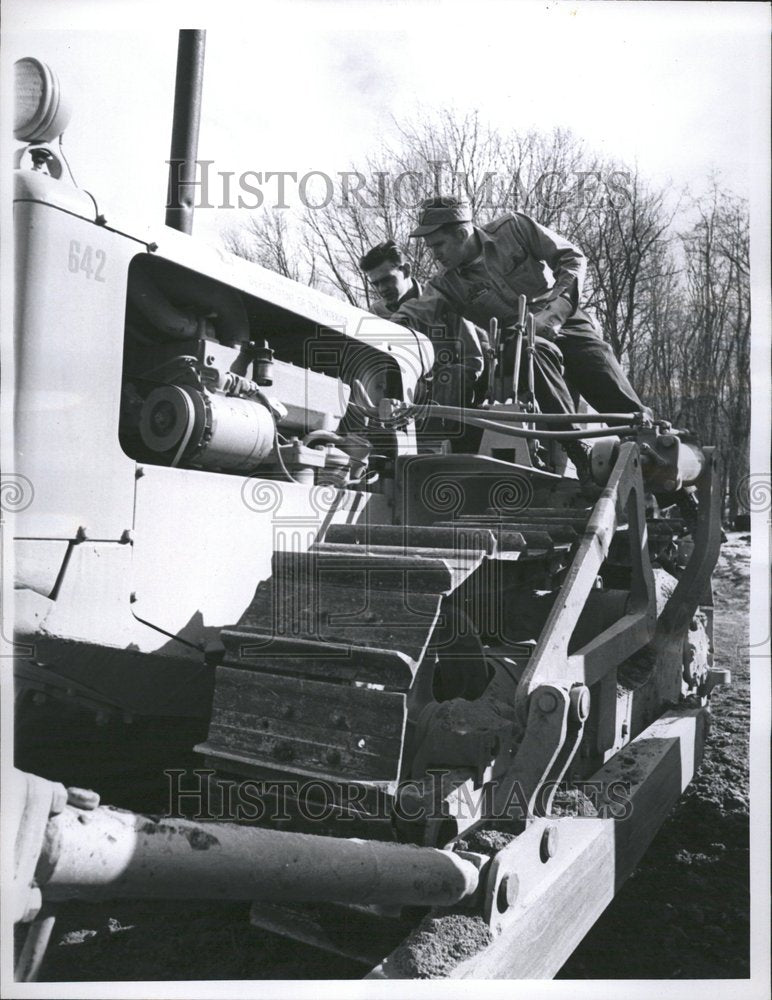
[2,0,769,246]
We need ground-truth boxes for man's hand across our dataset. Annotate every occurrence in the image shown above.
[531,313,561,341]
[531,293,573,341]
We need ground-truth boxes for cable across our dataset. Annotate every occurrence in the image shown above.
[273,425,304,484]
[57,135,79,186]
[433,407,641,425]
[456,417,638,441]
[303,430,343,447]
[405,325,433,383]
[349,395,644,437]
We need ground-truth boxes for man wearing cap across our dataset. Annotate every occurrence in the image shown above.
[390,197,647,469]
[359,238,487,409]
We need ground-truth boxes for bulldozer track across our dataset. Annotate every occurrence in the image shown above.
[198,500,583,795]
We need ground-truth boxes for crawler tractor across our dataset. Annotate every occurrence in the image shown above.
[9,35,728,981]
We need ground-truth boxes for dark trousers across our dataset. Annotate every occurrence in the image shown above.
[558,329,645,415]
[502,334,574,414]
[503,306,645,418]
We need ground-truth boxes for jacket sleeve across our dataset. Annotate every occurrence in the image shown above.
[390,279,452,329]
[513,214,586,315]
[391,281,484,379]
[453,319,485,378]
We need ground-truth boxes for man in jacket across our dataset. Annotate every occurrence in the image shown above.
[359,239,422,318]
[359,239,485,409]
[389,198,648,470]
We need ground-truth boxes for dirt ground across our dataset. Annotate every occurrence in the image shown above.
[558,531,752,979]
[29,534,752,984]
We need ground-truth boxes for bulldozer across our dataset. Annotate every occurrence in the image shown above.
[8,32,729,982]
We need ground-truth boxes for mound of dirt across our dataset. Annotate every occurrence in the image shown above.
[387,913,494,979]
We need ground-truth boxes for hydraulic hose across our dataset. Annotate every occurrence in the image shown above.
[450,416,639,441]
[429,407,641,425]
[349,401,638,441]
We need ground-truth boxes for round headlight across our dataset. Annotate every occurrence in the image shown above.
[14,57,72,143]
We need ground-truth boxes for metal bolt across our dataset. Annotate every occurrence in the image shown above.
[357,738,366,749]
[497,873,519,912]
[537,690,558,714]
[135,466,146,479]
[570,685,591,723]
[147,242,158,253]
[75,525,88,542]
[95,214,107,226]
[129,592,137,603]
[120,529,134,545]
[540,825,558,862]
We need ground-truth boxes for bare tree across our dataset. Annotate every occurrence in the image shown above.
[678,184,750,515]
[220,118,751,517]
[222,212,315,285]
[577,168,680,372]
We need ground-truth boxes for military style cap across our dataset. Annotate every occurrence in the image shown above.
[408,197,473,237]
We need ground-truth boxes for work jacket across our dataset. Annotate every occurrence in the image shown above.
[393,213,590,337]
[374,278,485,378]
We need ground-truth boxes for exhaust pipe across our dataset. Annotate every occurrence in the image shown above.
[165,29,206,234]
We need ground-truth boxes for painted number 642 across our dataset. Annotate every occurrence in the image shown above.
[68,241,106,281]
